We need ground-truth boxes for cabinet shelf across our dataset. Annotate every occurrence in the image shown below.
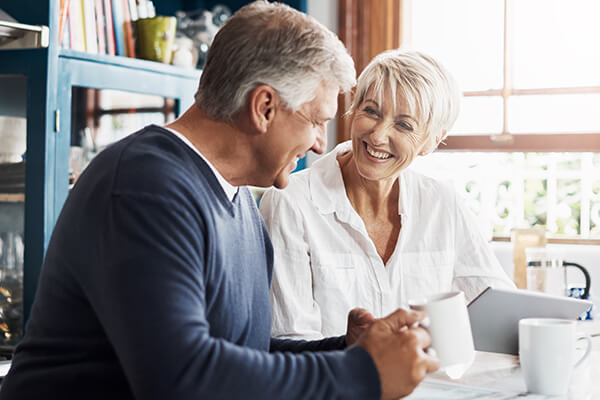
[0,20,49,49]
[57,49,201,100]
[58,49,201,80]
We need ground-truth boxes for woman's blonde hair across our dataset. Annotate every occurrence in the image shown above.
[349,49,461,144]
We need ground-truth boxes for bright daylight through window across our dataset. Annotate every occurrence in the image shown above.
[405,0,600,241]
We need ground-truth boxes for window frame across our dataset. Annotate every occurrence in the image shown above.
[402,0,600,152]
[337,0,600,244]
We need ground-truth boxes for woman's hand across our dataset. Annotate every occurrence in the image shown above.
[345,307,376,346]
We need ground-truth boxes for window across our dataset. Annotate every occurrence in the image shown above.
[403,0,600,242]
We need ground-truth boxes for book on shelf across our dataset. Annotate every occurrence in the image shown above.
[67,0,85,51]
[103,0,116,55]
[111,0,126,56]
[60,0,157,58]
[82,0,99,54]
[94,0,107,55]
[121,0,135,58]
[58,0,71,46]
[62,17,71,48]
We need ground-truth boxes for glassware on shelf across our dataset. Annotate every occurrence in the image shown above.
[175,4,231,68]
[0,231,24,345]
[211,4,232,27]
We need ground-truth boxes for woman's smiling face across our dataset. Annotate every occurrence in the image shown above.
[350,89,438,182]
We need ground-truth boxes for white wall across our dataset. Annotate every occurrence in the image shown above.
[306,0,340,166]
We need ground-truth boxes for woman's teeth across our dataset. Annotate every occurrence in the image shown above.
[366,145,392,160]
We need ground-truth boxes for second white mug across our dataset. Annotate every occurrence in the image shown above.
[519,318,592,396]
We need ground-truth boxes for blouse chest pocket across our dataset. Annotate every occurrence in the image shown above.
[401,250,455,299]
[312,252,361,292]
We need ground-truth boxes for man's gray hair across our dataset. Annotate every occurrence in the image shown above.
[195,1,356,122]
[349,49,461,138]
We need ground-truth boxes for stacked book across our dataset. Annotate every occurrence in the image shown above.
[60,0,156,58]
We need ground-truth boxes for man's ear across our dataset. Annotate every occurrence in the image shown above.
[248,85,278,134]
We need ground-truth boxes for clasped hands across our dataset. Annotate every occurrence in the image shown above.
[346,307,439,400]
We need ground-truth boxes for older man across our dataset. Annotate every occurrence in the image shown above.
[0,2,437,399]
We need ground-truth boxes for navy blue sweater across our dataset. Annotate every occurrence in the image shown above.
[0,126,380,399]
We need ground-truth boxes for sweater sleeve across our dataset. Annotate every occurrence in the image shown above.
[88,192,380,400]
[270,335,347,353]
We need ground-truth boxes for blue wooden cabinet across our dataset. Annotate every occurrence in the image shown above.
[0,0,306,343]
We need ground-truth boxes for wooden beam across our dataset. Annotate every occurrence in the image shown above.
[337,0,403,143]
[442,133,600,152]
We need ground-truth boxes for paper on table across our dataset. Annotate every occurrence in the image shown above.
[406,349,600,400]
[405,378,550,400]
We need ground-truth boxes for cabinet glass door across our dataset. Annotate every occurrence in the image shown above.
[0,76,26,348]
[70,87,176,184]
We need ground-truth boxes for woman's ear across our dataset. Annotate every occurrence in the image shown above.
[436,129,449,146]
[248,85,278,134]
[419,129,448,156]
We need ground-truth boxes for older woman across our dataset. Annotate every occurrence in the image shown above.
[259,49,514,340]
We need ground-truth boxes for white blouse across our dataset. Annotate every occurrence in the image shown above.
[259,141,515,340]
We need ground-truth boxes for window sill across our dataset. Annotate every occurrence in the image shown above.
[492,236,600,246]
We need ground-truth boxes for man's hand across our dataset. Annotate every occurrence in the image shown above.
[356,308,439,400]
[346,308,376,346]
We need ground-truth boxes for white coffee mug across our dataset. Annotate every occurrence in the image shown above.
[519,318,592,396]
[408,291,475,379]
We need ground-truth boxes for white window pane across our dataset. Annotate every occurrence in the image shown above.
[524,178,547,228]
[411,153,600,239]
[409,0,503,92]
[553,179,581,235]
[592,180,600,236]
[508,94,600,133]
[513,0,600,88]
[450,96,503,135]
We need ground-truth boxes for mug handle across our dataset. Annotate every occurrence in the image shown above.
[573,334,592,369]
[563,262,591,299]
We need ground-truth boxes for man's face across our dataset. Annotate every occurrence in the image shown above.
[265,84,339,189]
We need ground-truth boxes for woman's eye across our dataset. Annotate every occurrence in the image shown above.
[396,121,413,131]
[363,106,378,116]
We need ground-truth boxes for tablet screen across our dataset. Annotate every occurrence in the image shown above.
[467,287,592,354]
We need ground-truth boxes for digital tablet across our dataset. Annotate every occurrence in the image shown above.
[467,287,593,355]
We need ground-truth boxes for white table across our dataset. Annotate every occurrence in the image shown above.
[406,320,600,400]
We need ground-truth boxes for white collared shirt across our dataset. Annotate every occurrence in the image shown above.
[164,127,238,201]
[259,141,515,340]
